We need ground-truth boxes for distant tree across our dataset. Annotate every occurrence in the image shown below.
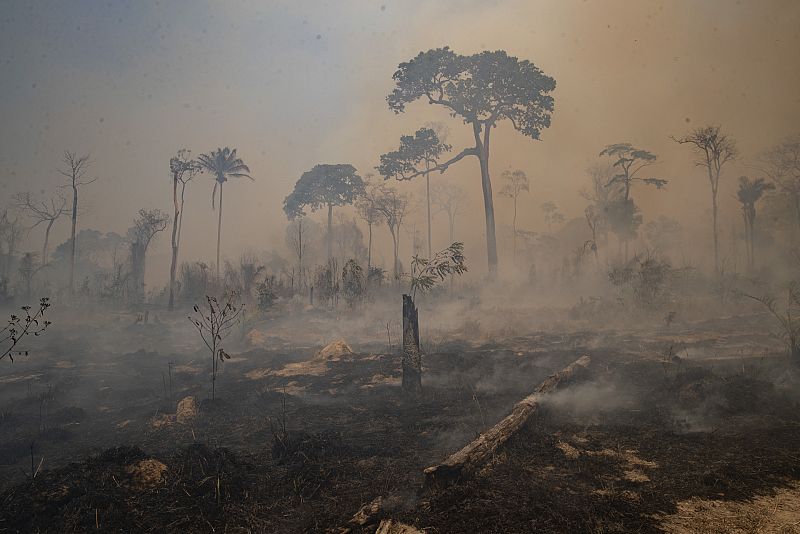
[168,149,200,310]
[13,192,68,266]
[644,216,682,254]
[17,252,46,300]
[378,127,451,259]
[599,143,665,260]
[197,147,253,281]
[387,47,556,274]
[499,169,530,260]
[737,176,775,271]
[672,126,737,276]
[283,164,365,261]
[355,177,383,271]
[431,181,467,244]
[341,259,365,308]
[373,183,410,280]
[581,164,616,255]
[129,209,169,303]
[224,253,265,300]
[58,152,96,296]
[0,210,24,281]
[760,135,800,231]
[540,201,565,233]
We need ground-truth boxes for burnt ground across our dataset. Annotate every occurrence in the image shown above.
[1,311,799,533]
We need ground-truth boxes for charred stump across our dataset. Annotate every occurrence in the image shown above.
[402,294,422,396]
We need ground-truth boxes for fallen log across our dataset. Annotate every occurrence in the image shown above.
[423,354,591,488]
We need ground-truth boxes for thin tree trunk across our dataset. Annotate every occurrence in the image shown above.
[367,222,372,272]
[475,123,498,274]
[512,195,517,261]
[712,194,719,276]
[216,183,224,282]
[69,184,78,296]
[401,294,422,396]
[390,228,399,280]
[298,219,303,290]
[42,219,54,266]
[327,203,333,261]
[426,163,432,259]
[168,174,180,311]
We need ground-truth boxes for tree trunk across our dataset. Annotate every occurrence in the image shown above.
[477,127,498,275]
[424,355,591,487]
[69,185,78,296]
[426,164,432,259]
[168,175,180,311]
[512,195,518,261]
[712,194,719,277]
[42,219,54,266]
[216,183,224,282]
[327,203,333,261]
[401,294,422,396]
[367,222,372,272]
[390,228,399,280]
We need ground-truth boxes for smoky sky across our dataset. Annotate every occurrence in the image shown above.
[1,0,799,282]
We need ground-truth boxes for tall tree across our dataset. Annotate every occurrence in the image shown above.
[197,147,252,281]
[378,127,451,258]
[13,192,67,265]
[431,181,466,244]
[355,177,383,272]
[760,135,800,231]
[373,183,410,280]
[168,149,199,310]
[0,210,24,281]
[581,164,616,261]
[499,169,530,260]
[129,208,169,303]
[387,47,556,274]
[283,164,365,261]
[737,176,775,271]
[599,143,666,260]
[58,152,95,296]
[672,126,737,276]
[540,201,565,233]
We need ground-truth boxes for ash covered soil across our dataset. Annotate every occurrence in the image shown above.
[1,310,799,533]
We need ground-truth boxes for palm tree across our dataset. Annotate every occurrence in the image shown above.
[197,148,252,281]
[737,176,774,271]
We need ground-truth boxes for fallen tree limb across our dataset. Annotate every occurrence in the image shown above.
[423,354,591,488]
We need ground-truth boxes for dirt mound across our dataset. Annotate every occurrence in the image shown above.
[176,396,198,423]
[124,459,167,490]
[315,339,353,360]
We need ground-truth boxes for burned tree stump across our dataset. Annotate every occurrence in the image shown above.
[423,355,591,488]
[402,294,422,396]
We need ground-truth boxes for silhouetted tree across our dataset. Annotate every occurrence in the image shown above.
[0,210,24,281]
[378,127,451,259]
[283,164,365,261]
[168,149,200,310]
[355,177,383,271]
[197,147,252,280]
[673,126,737,276]
[373,183,410,280]
[13,192,67,266]
[499,169,530,260]
[431,181,467,244]
[540,201,565,233]
[760,135,800,231]
[737,176,775,271]
[599,143,666,260]
[58,152,95,296]
[129,209,169,303]
[387,47,556,274]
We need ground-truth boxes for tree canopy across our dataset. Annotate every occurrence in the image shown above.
[387,47,556,144]
[377,127,451,180]
[283,164,365,219]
